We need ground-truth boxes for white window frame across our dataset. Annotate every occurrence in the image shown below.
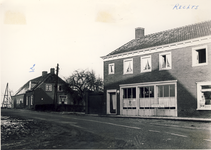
[141,55,152,73]
[46,84,52,91]
[123,58,133,74]
[159,52,172,70]
[58,85,63,92]
[59,95,67,104]
[196,81,211,110]
[108,63,115,74]
[192,45,208,67]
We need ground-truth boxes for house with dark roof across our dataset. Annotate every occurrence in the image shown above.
[12,68,73,110]
[101,20,211,118]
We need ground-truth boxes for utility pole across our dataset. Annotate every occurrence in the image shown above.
[54,64,59,110]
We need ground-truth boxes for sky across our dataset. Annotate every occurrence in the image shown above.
[1,0,211,100]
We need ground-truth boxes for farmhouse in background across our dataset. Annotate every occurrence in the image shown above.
[101,20,211,118]
[12,68,73,110]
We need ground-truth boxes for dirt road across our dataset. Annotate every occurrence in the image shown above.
[1,109,134,149]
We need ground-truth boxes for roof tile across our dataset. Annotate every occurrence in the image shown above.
[107,20,211,56]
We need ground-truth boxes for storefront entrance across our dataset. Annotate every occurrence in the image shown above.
[120,80,177,117]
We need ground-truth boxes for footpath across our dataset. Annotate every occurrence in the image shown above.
[57,111,211,122]
[4,108,211,122]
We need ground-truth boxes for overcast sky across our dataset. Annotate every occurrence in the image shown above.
[1,0,211,99]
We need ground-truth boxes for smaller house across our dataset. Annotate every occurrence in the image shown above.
[12,68,73,110]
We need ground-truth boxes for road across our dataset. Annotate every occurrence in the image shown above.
[1,109,211,149]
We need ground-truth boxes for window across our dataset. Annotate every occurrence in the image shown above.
[159,52,172,70]
[31,95,33,105]
[123,58,133,74]
[17,99,22,105]
[197,82,211,110]
[139,86,154,98]
[141,55,152,72]
[58,85,63,92]
[158,84,175,97]
[59,95,67,104]
[192,46,208,66]
[46,84,52,91]
[123,88,136,98]
[108,63,115,74]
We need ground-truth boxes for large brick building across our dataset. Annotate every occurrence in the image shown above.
[101,20,211,118]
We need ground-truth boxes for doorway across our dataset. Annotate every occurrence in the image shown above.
[110,93,116,113]
[107,90,117,114]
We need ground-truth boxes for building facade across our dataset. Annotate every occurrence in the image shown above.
[12,68,73,110]
[102,21,211,118]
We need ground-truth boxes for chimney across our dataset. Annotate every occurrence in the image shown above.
[135,27,144,39]
[42,71,47,77]
[50,68,55,74]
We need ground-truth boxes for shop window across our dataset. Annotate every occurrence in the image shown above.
[123,88,136,98]
[159,52,172,70]
[46,84,52,91]
[123,58,133,74]
[158,84,175,97]
[141,55,152,72]
[139,86,154,98]
[192,46,208,67]
[197,82,211,110]
[108,63,115,74]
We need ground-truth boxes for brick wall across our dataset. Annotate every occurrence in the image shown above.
[104,43,211,117]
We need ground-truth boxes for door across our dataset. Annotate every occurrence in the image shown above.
[110,93,116,113]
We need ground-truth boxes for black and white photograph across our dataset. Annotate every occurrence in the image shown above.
[1,0,211,149]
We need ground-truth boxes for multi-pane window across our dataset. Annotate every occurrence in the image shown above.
[159,52,172,70]
[197,82,211,110]
[139,86,154,98]
[108,63,115,74]
[158,84,175,97]
[123,58,133,74]
[123,88,136,98]
[141,55,152,72]
[192,46,208,66]
[60,95,67,104]
[46,84,52,91]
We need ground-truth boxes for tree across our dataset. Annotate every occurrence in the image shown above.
[65,69,103,105]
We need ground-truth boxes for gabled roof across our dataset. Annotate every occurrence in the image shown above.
[107,20,211,56]
[14,73,66,96]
